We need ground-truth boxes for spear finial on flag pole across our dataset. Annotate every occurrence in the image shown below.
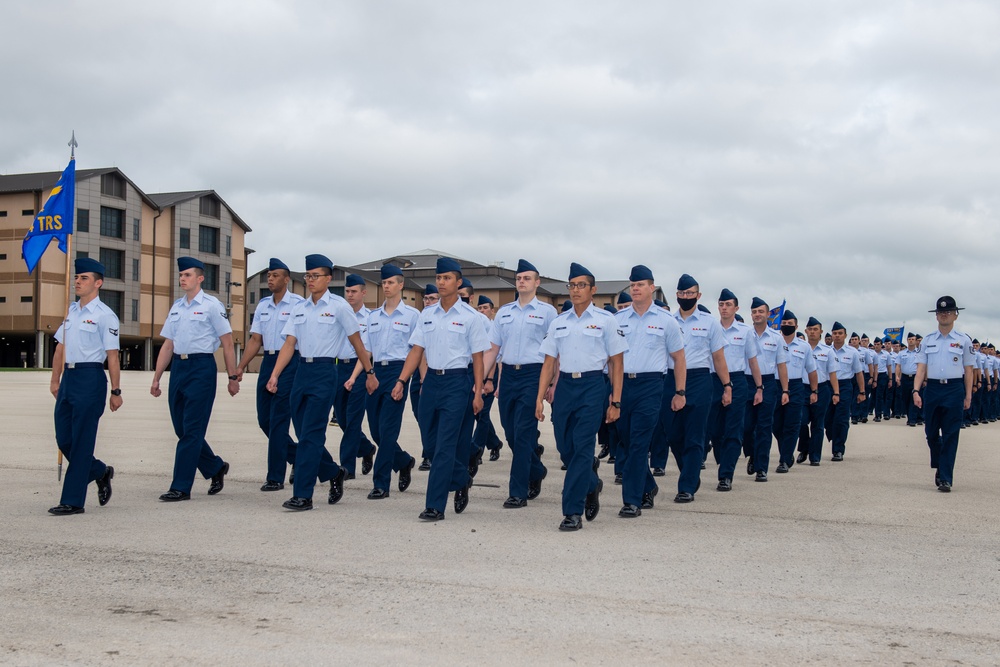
[68,130,78,158]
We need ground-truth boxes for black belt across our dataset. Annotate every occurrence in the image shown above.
[502,362,543,371]
[428,367,469,376]
[64,362,103,369]
[760,373,775,380]
[173,353,213,360]
[336,357,357,365]
[625,372,663,380]
[928,378,961,384]
[818,380,830,386]
[265,350,279,355]
[376,360,405,366]
[687,368,710,376]
[903,373,916,378]
[559,370,604,379]
[302,357,336,364]
[788,378,803,385]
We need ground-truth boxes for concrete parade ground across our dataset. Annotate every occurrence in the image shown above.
[1,370,999,666]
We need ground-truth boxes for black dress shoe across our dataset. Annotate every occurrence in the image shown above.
[48,504,84,515]
[418,458,431,471]
[755,471,768,482]
[398,456,415,492]
[419,508,445,521]
[851,418,858,425]
[746,457,755,475]
[861,417,868,423]
[535,445,545,457]
[561,464,568,470]
[527,468,546,500]
[503,496,527,508]
[832,453,844,462]
[795,452,808,464]
[260,480,284,492]
[454,483,470,514]
[283,497,313,511]
[652,467,665,477]
[618,504,641,518]
[362,448,375,475]
[328,468,346,504]
[907,422,917,427]
[367,488,389,500]
[937,481,952,492]
[700,460,706,470]
[468,454,479,480]
[775,462,789,473]
[584,479,603,521]
[614,473,623,485]
[607,455,616,464]
[96,466,114,506]
[208,462,229,495]
[559,514,583,531]
[345,472,356,481]
[489,448,501,462]
[716,478,732,492]
[810,460,820,466]
[673,492,694,503]
[873,417,881,423]
[159,489,190,502]
[597,444,610,459]
[641,490,656,509]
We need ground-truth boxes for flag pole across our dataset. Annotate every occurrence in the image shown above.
[57,131,78,482]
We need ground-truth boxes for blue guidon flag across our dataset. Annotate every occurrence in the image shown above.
[22,158,75,273]
[883,326,904,343]
[767,300,786,330]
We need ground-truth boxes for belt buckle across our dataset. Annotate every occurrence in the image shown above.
[571,372,582,379]
[66,362,76,369]
[627,373,637,379]
[379,360,390,366]
[514,364,522,370]
[434,369,445,375]
[180,354,190,360]
[304,357,314,363]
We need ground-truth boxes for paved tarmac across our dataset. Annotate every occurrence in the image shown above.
[1,370,999,666]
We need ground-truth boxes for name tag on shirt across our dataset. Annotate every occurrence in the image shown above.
[294,312,307,323]
[499,313,513,325]
[258,311,272,322]
[554,326,569,338]
[421,320,435,332]
[169,311,181,322]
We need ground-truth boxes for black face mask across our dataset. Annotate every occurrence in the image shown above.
[460,296,471,304]
[780,325,797,336]
[677,297,698,312]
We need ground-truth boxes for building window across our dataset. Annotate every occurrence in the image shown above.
[22,209,34,216]
[99,289,124,319]
[21,296,33,303]
[131,299,139,322]
[100,206,124,238]
[76,251,89,260]
[179,228,190,249]
[203,263,219,292]
[249,291,255,305]
[0,253,6,260]
[226,235,231,257]
[0,296,6,303]
[133,218,141,241]
[199,225,220,254]
[199,195,221,218]
[77,209,90,232]
[100,173,126,199]
[132,258,140,281]
[0,211,7,217]
[99,248,124,280]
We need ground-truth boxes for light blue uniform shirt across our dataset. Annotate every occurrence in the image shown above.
[366,303,420,362]
[250,290,305,352]
[917,329,974,379]
[408,300,490,369]
[748,327,788,376]
[783,337,816,381]
[863,347,876,371]
[615,305,683,374]
[672,308,726,370]
[833,344,864,380]
[896,348,919,375]
[540,305,628,373]
[714,320,758,374]
[489,297,558,366]
[810,343,838,383]
[55,297,120,364]
[160,290,231,355]
[280,291,359,359]
[337,305,370,359]
[875,350,890,373]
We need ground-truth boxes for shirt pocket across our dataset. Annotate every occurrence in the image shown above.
[690,328,708,338]
[582,326,603,338]
[553,327,569,339]
[447,321,466,334]
[421,320,436,333]
[258,311,272,322]
[169,311,181,322]
[79,320,98,333]
[190,311,208,322]
[392,321,410,333]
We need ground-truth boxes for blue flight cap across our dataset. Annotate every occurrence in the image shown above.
[603,304,617,314]
[629,264,654,282]
[424,283,438,295]
[305,254,333,271]
[806,316,821,328]
[851,332,859,338]
[460,277,473,290]
[796,331,805,339]
[268,257,289,272]
[907,332,916,339]
[831,321,846,332]
[718,288,737,303]
[698,304,710,313]
[782,310,797,322]
[477,295,493,307]
[677,273,698,291]
[874,337,882,344]
[735,313,744,323]
[516,259,538,274]
[972,338,980,344]
[74,257,105,276]
[436,257,462,276]
[561,300,572,312]
[345,274,366,288]
[617,292,632,305]
[380,264,404,280]
[653,299,667,309]
[750,296,767,309]
[568,262,594,281]
[177,256,205,272]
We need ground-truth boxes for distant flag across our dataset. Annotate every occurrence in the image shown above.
[883,326,904,343]
[767,300,786,330]
[22,157,75,274]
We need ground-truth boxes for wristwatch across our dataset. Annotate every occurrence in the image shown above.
[366,368,376,375]
[110,388,122,396]
[811,390,818,395]
[611,401,621,409]
[675,389,686,397]
[723,381,733,388]
[756,385,764,390]
[782,390,789,394]
[228,374,238,381]
[912,389,920,394]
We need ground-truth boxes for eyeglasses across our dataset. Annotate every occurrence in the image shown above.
[566,282,592,291]
[676,290,699,298]
[303,273,328,281]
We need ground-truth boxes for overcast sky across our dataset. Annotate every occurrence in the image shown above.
[3,1,999,338]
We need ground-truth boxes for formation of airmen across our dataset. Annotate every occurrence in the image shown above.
[46,256,987,529]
